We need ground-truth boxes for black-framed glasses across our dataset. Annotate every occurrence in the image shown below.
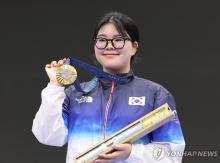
[94,37,131,49]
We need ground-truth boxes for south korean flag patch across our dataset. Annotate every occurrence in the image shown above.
[128,96,146,106]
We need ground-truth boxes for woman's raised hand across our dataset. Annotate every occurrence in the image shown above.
[45,59,66,86]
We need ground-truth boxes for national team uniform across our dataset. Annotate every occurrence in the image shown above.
[32,72,185,163]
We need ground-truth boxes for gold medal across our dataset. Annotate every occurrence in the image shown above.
[56,65,77,85]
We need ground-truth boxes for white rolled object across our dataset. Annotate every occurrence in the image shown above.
[74,103,175,163]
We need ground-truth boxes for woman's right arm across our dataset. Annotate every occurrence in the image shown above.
[32,59,68,147]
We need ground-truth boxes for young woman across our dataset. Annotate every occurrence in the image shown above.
[32,12,185,163]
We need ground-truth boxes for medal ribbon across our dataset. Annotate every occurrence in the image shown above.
[65,57,133,93]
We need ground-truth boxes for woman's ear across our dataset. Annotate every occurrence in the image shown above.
[132,41,139,56]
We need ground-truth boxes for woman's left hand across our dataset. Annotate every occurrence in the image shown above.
[94,143,132,163]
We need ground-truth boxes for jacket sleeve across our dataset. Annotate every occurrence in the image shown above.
[125,86,185,163]
[32,83,68,147]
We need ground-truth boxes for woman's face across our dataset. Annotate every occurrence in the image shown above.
[94,23,138,74]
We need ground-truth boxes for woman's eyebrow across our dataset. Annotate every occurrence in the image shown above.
[97,34,107,37]
[113,34,123,37]
[97,34,123,38]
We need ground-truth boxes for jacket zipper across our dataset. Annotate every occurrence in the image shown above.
[102,80,116,139]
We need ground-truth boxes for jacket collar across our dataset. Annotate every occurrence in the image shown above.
[98,70,134,88]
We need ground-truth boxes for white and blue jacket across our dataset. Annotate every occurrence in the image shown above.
[32,73,185,163]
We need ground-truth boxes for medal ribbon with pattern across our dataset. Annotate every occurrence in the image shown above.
[56,57,133,93]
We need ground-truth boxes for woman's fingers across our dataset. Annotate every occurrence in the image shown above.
[49,59,65,67]
[58,59,64,65]
[98,152,120,160]
[94,159,113,163]
[46,59,65,69]
[44,59,66,86]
